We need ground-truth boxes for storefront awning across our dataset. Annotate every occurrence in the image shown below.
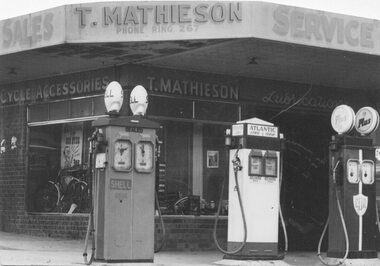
[1,1,380,91]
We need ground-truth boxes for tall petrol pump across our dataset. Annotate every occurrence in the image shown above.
[318,105,380,266]
[88,82,159,263]
[216,117,287,261]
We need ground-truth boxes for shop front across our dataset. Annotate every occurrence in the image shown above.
[1,1,380,251]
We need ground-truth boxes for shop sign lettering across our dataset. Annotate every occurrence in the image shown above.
[75,2,242,28]
[247,124,278,138]
[110,179,132,190]
[262,90,343,109]
[273,6,375,49]
[146,76,239,101]
[2,13,54,49]
[0,76,109,105]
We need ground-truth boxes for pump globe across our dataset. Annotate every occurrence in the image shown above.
[104,81,124,114]
[130,85,148,116]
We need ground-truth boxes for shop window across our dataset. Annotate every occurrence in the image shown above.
[148,96,193,119]
[71,98,92,118]
[28,97,107,124]
[156,121,193,214]
[93,96,107,116]
[49,101,69,120]
[195,101,239,122]
[27,121,92,213]
[29,104,48,122]
[202,124,229,205]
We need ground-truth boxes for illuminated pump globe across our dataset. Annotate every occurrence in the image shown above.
[130,85,148,116]
[104,81,124,113]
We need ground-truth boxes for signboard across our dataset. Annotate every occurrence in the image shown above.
[65,2,245,43]
[0,7,66,55]
[247,124,278,138]
[3,2,380,56]
[232,124,244,136]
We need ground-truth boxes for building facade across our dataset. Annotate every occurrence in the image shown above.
[0,1,380,251]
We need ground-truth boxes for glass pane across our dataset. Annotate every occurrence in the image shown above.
[93,96,107,116]
[71,98,92,118]
[49,101,69,120]
[28,122,92,214]
[29,104,48,122]
[195,101,238,122]
[147,96,193,119]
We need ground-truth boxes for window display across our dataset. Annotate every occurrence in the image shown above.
[28,122,92,213]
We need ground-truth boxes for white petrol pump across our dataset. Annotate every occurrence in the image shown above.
[84,82,159,263]
[215,117,287,261]
[318,105,380,266]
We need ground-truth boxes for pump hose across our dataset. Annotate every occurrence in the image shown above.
[317,162,349,266]
[278,148,288,256]
[213,149,247,255]
[154,191,166,253]
[376,201,380,233]
[83,145,96,265]
[83,209,95,265]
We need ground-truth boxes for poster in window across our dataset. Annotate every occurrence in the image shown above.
[207,150,219,168]
[61,123,83,168]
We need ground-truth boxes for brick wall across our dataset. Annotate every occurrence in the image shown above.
[155,216,227,251]
[0,105,27,232]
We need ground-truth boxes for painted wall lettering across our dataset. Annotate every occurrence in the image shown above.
[0,76,109,105]
[146,76,239,101]
[272,5,375,48]
[2,13,54,49]
[262,90,343,109]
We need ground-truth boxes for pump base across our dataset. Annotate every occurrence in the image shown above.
[94,259,154,263]
[317,258,380,266]
[214,259,290,266]
[223,254,284,260]
[327,250,377,259]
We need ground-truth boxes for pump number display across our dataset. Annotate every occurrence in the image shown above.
[135,141,154,173]
[113,140,132,172]
[347,159,359,184]
[361,160,374,184]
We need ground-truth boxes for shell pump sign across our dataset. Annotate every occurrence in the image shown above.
[90,82,159,262]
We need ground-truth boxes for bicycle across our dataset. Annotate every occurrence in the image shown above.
[35,165,90,213]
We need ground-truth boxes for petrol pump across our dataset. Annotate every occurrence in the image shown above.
[214,117,287,262]
[85,81,159,263]
[318,105,380,266]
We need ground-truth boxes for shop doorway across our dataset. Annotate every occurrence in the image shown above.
[257,109,334,251]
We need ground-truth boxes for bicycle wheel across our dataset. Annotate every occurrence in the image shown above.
[74,181,90,213]
[35,181,59,212]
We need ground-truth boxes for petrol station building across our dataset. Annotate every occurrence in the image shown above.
[1,1,380,251]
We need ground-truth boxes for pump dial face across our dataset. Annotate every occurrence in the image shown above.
[347,160,359,184]
[361,161,374,184]
[113,140,132,171]
[135,141,154,173]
